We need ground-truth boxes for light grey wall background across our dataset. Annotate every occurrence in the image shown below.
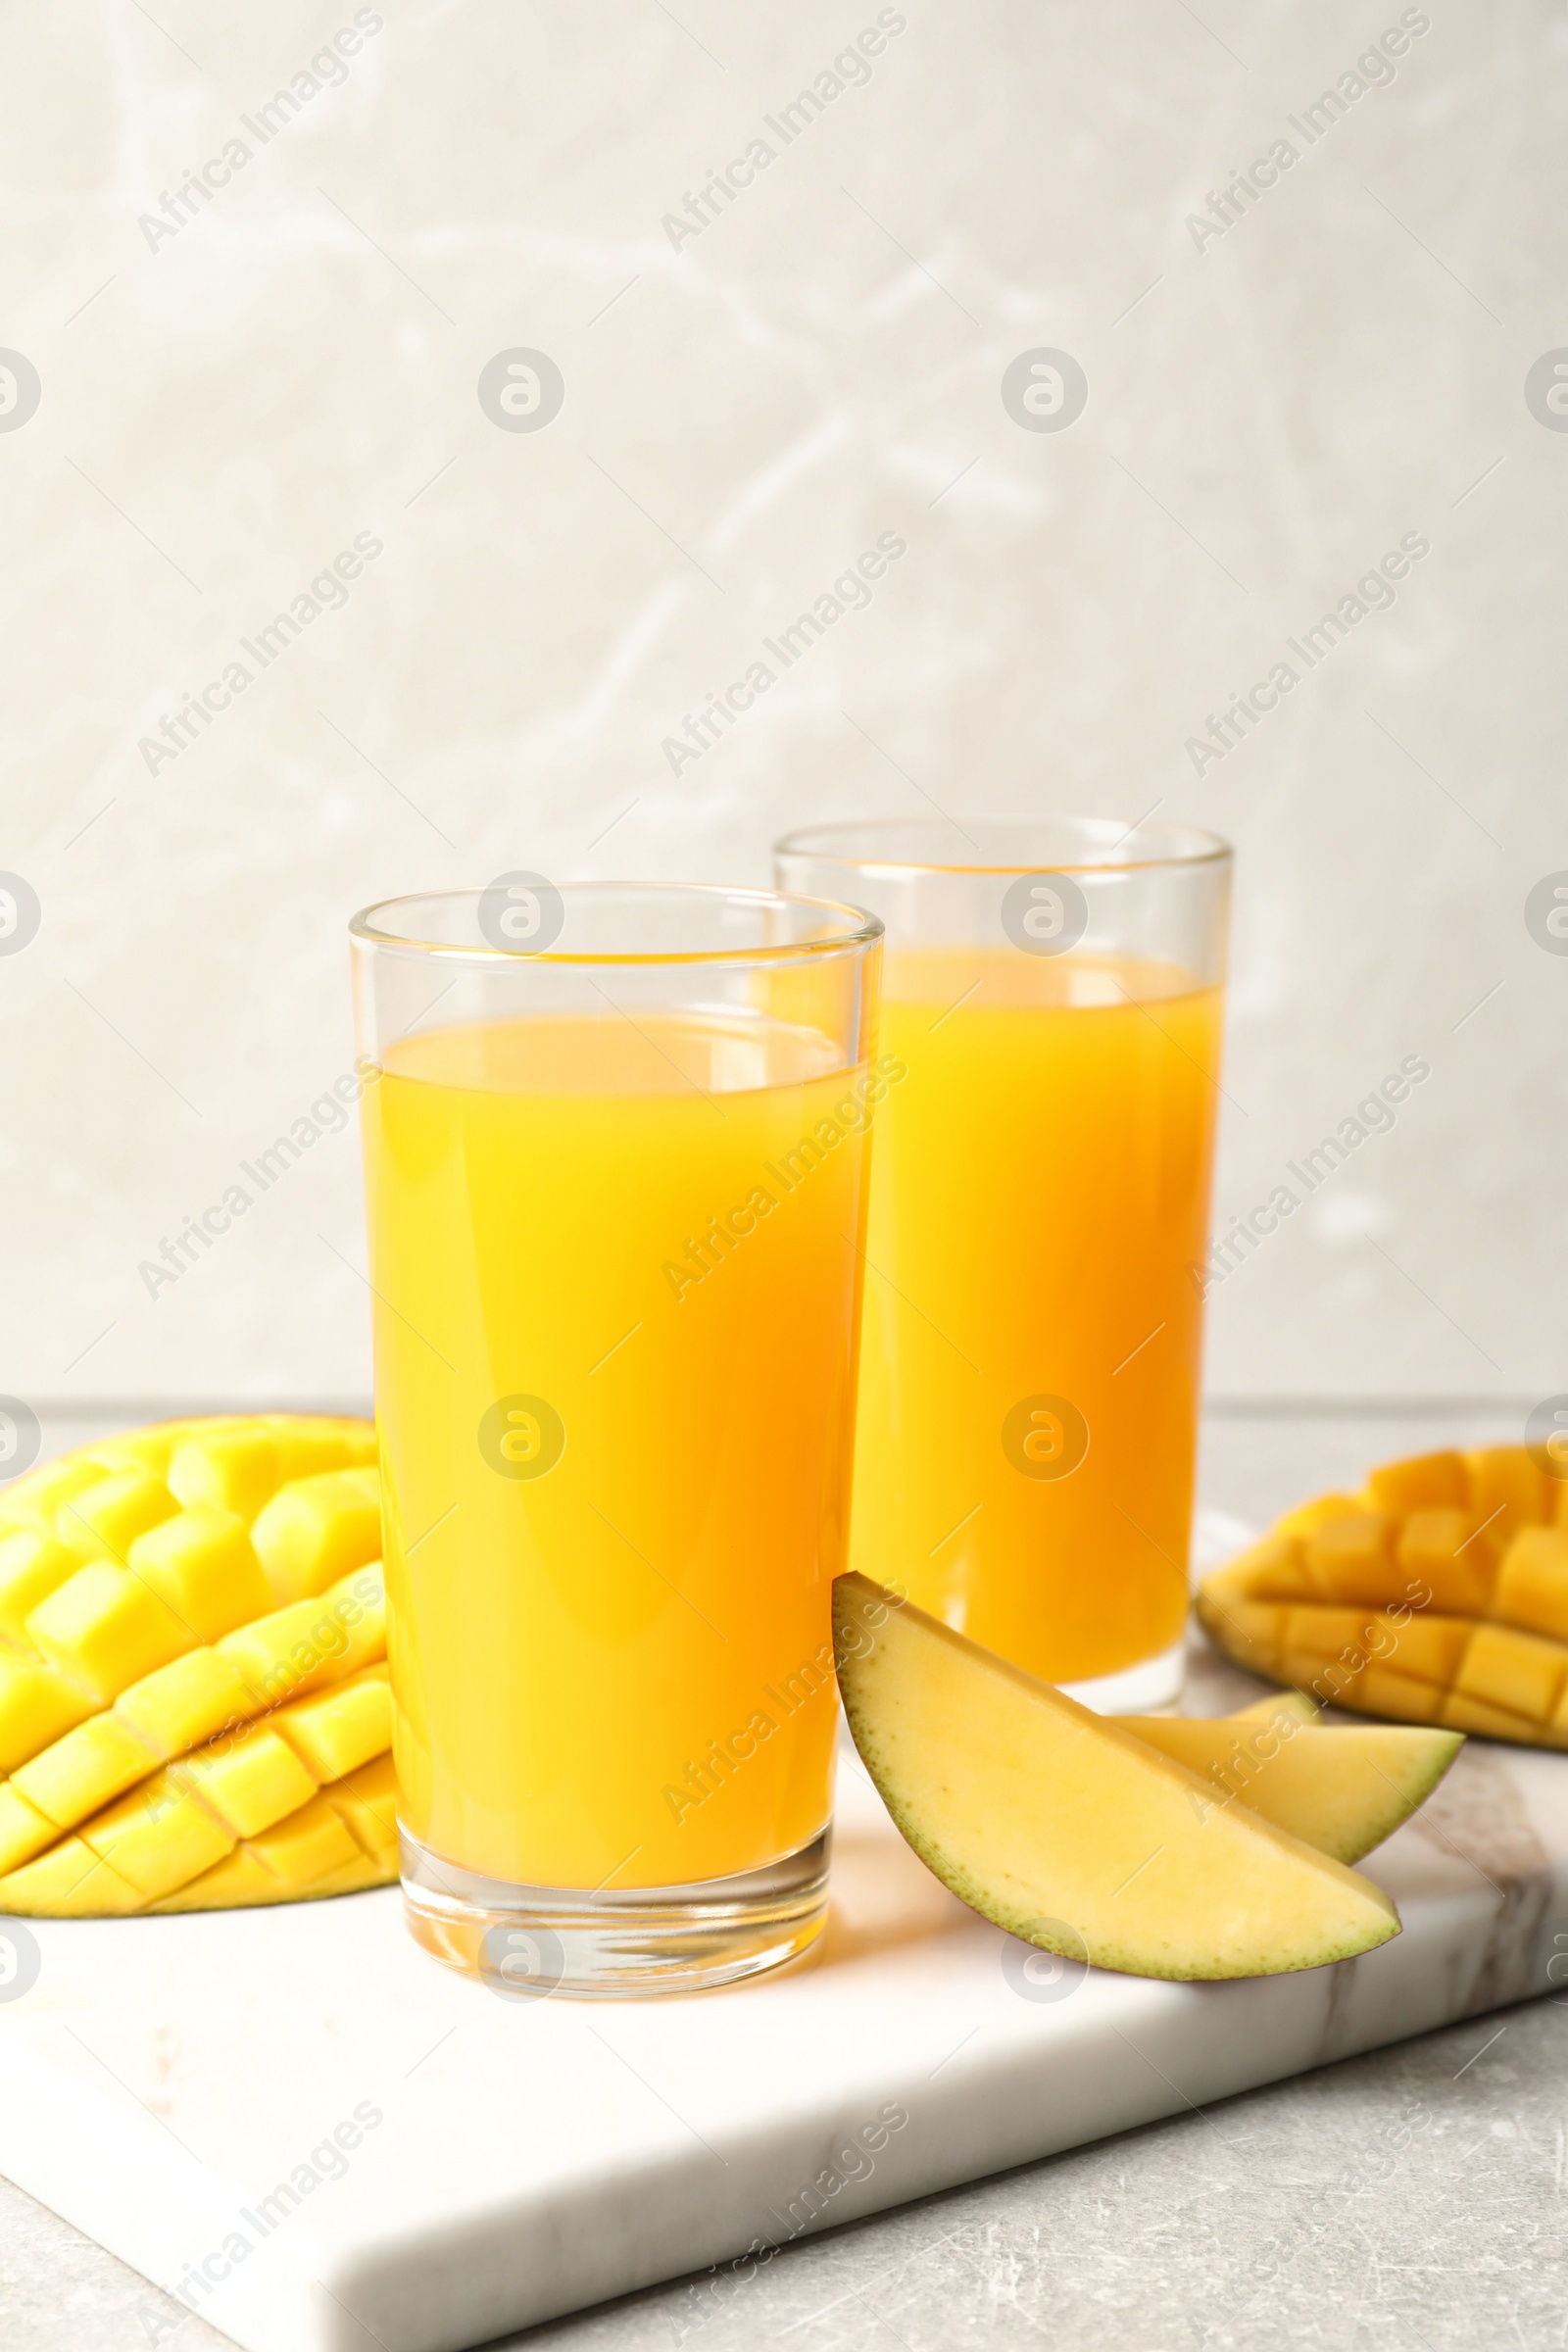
[1,0,1563,1424]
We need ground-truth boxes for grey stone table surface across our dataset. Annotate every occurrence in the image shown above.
[1,1403,1558,2352]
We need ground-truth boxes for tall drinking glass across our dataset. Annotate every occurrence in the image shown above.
[774,819,1231,1711]
[350,884,882,1995]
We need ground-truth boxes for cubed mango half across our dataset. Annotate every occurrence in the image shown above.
[1199,1441,1568,1750]
[0,1415,397,1916]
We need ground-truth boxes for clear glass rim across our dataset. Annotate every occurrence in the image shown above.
[773,814,1233,878]
[349,881,884,966]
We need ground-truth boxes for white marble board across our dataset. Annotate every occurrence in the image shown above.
[0,1635,1561,2352]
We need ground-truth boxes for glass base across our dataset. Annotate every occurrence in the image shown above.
[399,1826,831,1999]
[1058,1637,1186,1715]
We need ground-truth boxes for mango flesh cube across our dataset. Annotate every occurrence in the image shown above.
[1304,1513,1396,1604]
[1227,1535,1312,1601]
[55,1471,178,1564]
[125,1508,272,1644]
[307,1852,388,1898]
[250,1468,382,1604]
[172,1727,318,1838]
[0,1783,57,1874]
[26,1565,195,1704]
[1464,1447,1549,1535]
[1199,1593,1286,1676]
[218,1568,385,1708]
[78,1770,234,1899]
[170,1436,363,1539]
[1453,1624,1567,1725]
[0,1651,94,1771]
[1365,1451,1467,1514]
[1379,1612,1471,1686]
[273,1426,368,1479]
[835,1574,1399,1981]
[113,1645,257,1762]
[83,1423,205,1480]
[1357,1665,1451,1725]
[0,1457,106,1540]
[218,1598,341,1710]
[1275,1494,1360,1538]
[274,1667,391,1785]
[0,1834,143,1916]
[1494,1528,1568,1644]
[331,1418,379,1458]
[168,1429,287,1522]
[151,1822,385,1912]
[0,1530,84,1647]
[1284,1604,1374,1663]
[1441,1691,1543,1743]
[323,1750,398,1861]
[1396,1509,1497,1614]
[14,1711,159,1829]
[1284,1650,1365,1705]
[245,1791,360,1888]
[150,1845,283,1911]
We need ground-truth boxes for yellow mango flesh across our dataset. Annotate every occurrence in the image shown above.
[115,1647,258,1761]
[273,1667,392,1785]
[172,1727,318,1838]
[834,1574,1400,1981]
[0,1458,105,1538]
[0,1652,94,1771]
[250,1467,383,1604]
[0,1416,398,1915]
[55,1470,180,1564]
[1111,1717,1462,1864]
[126,1508,273,1644]
[1198,1443,1568,1745]
[0,1531,83,1647]
[79,1771,235,1901]
[1,1836,144,1917]
[321,1752,398,1864]
[15,1712,161,1830]
[26,1565,194,1703]
[0,1784,55,1875]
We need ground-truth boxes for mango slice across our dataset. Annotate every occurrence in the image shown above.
[1198,1443,1568,1746]
[0,1415,398,1915]
[1112,1715,1461,1863]
[834,1573,1400,1981]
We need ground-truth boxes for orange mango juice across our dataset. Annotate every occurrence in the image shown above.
[361,1013,873,1890]
[849,950,1223,1685]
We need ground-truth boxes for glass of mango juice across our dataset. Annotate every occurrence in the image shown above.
[349,883,882,1995]
[774,818,1231,1712]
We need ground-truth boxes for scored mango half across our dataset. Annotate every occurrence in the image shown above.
[1198,1444,1568,1747]
[0,1414,399,1915]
